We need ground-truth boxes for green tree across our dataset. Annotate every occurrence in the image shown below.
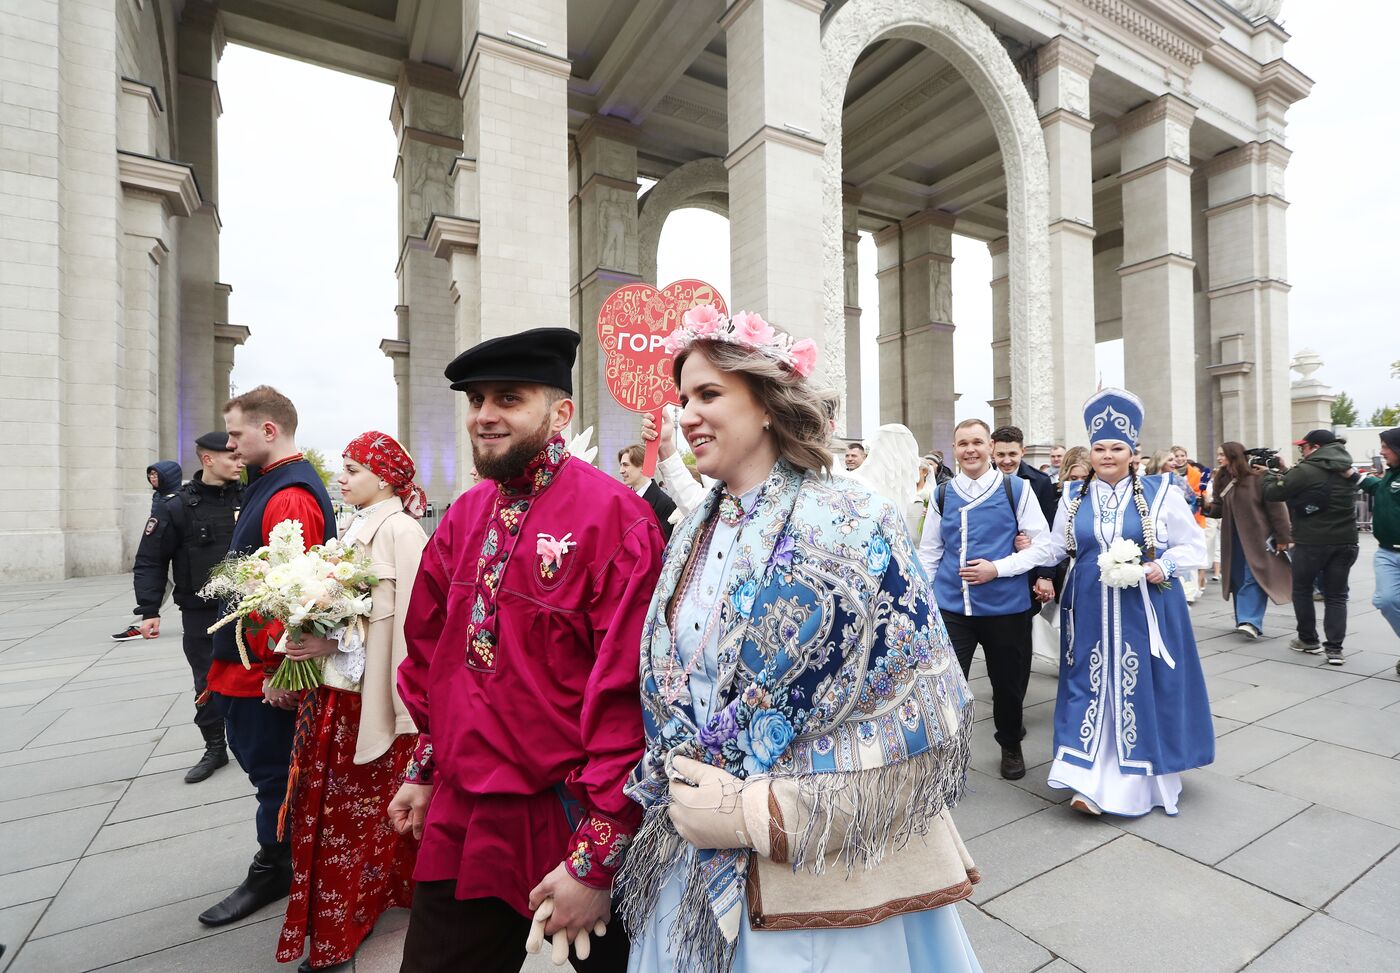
[1331,391,1359,427]
[303,447,334,488]
[1391,360,1399,379]
[1370,404,1400,427]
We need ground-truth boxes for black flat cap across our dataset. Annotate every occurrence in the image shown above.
[444,327,580,394]
[195,431,233,452]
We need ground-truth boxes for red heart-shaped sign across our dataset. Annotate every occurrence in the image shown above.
[596,279,727,414]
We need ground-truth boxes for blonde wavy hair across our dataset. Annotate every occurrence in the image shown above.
[672,338,838,475]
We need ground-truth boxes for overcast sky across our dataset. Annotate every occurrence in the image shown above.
[220,6,1397,462]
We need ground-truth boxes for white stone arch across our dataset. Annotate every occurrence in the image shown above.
[820,0,1053,443]
[638,157,729,285]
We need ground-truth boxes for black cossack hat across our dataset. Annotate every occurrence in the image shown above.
[444,327,581,394]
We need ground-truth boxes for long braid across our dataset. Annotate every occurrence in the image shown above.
[1132,467,1157,560]
[1064,470,1096,557]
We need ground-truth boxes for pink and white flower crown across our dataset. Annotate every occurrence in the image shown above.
[662,304,819,379]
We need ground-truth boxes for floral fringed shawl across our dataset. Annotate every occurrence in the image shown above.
[616,462,974,972]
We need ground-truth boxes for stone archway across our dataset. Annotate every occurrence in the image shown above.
[820,0,1053,444]
[638,157,729,285]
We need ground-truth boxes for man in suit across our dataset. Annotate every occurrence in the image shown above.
[619,443,677,541]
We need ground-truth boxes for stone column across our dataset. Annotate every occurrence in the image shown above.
[1117,94,1197,450]
[988,237,1012,429]
[721,0,825,344]
[572,116,642,466]
[874,224,903,428]
[175,1,225,469]
[898,209,956,454]
[448,2,571,491]
[1288,350,1334,445]
[213,323,249,410]
[392,61,461,508]
[380,307,412,447]
[117,147,199,564]
[1037,38,1098,444]
[1202,141,1292,451]
[841,186,863,437]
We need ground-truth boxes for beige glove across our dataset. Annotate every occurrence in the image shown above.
[525,899,608,967]
[666,755,774,855]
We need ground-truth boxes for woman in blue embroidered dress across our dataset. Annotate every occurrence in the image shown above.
[615,308,982,973]
[1039,389,1214,817]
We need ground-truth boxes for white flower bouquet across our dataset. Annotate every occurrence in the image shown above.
[1096,538,1147,589]
[199,520,379,691]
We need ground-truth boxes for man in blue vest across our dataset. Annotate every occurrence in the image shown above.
[918,418,1055,780]
[197,385,336,927]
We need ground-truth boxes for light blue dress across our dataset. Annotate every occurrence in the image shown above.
[628,486,982,973]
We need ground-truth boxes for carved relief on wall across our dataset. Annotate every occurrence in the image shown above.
[931,262,953,323]
[597,196,631,270]
[1229,1,1283,21]
[1266,162,1285,198]
[410,92,462,138]
[1166,120,1190,164]
[1062,71,1090,117]
[405,149,454,236]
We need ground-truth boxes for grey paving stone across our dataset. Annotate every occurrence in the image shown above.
[1212,715,1246,738]
[0,803,112,875]
[139,748,209,777]
[1229,659,1362,694]
[966,807,1118,902]
[1204,675,1252,702]
[1005,760,1072,805]
[94,915,290,973]
[1244,742,1400,829]
[33,821,257,937]
[0,901,48,973]
[1035,963,1086,973]
[1114,769,1309,865]
[1321,676,1400,709]
[10,891,284,973]
[354,915,412,973]
[1244,913,1400,971]
[0,660,89,684]
[1325,848,1400,946]
[950,769,1053,840]
[1200,650,1268,676]
[29,672,195,713]
[0,860,75,910]
[89,795,249,855]
[1208,724,1312,778]
[1211,685,1313,724]
[969,711,1053,778]
[0,709,62,754]
[983,835,1308,973]
[0,728,164,770]
[0,780,128,825]
[107,764,255,824]
[1333,650,1400,678]
[0,682,62,709]
[0,744,152,802]
[1220,804,1400,908]
[958,902,1052,973]
[28,695,178,747]
[1259,696,1400,756]
[151,723,203,756]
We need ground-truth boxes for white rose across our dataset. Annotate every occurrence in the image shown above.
[1107,538,1142,564]
[332,561,356,582]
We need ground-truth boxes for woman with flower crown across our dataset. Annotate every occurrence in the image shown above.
[616,306,981,973]
[273,431,428,971]
[1035,390,1214,817]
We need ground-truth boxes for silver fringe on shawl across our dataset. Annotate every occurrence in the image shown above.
[615,698,973,973]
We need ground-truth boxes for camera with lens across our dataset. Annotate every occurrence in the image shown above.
[1246,447,1282,471]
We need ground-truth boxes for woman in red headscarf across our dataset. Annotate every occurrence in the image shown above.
[275,431,429,972]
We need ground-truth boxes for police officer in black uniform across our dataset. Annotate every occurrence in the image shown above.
[133,432,243,783]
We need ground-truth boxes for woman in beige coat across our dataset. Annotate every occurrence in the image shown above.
[1209,441,1293,639]
[276,431,427,972]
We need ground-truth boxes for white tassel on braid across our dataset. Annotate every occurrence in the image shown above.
[1131,469,1158,560]
[1064,472,1096,557]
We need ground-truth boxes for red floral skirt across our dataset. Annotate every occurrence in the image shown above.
[276,687,417,966]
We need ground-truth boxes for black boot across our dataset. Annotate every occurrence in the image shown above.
[1000,744,1026,781]
[198,843,292,926]
[185,724,229,784]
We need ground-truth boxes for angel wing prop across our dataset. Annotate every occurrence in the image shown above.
[841,423,922,511]
[565,426,599,466]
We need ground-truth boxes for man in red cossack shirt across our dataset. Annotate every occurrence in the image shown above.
[390,328,664,972]
[197,386,336,927]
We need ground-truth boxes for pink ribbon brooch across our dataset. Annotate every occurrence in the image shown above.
[536,532,576,581]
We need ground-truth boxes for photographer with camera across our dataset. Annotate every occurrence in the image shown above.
[1261,429,1361,665]
[1209,443,1293,639]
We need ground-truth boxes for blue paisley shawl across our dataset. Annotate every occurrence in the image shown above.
[616,461,974,972]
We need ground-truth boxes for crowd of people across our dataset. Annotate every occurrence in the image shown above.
[117,311,1399,973]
